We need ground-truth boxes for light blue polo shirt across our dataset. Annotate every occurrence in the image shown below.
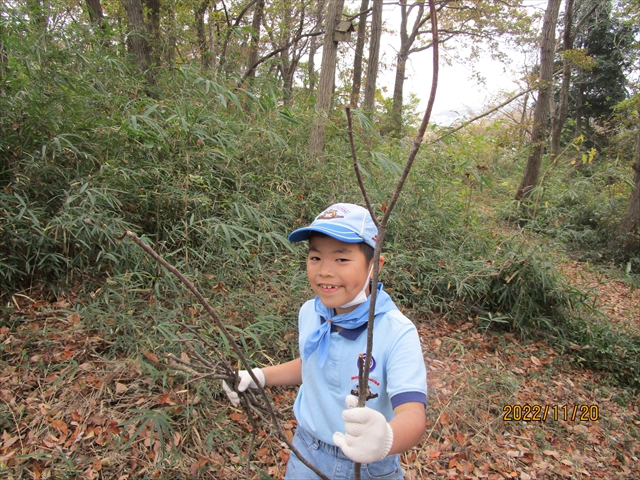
[293,292,428,446]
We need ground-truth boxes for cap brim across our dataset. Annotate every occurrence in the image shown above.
[288,225,364,244]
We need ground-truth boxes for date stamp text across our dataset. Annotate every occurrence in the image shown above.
[503,404,599,422]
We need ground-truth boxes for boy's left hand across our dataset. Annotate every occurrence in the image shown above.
[333,395,394,464]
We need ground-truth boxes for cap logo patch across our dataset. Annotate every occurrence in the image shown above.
[317,209,344,220]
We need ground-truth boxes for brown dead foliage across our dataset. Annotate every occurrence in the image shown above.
[413,315,639,479]
[1,269,639,479]
[558,260,640,337]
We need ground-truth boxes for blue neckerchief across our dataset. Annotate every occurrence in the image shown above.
[303,283,396,366]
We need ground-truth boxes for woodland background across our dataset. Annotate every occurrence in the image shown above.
[0,0,639,478]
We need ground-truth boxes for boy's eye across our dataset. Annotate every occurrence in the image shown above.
[336,258,349,263]
[308,256,320,261]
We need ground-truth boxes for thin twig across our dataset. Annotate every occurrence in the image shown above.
[166,353,208,374]
[350,0,440,478]
[346,107,378,228]
[169,336,285,417]
[432,87,533,144]
[430,67,569,146]
[359,0,439,405]
[122,231,330,480]
[177,324,228,370]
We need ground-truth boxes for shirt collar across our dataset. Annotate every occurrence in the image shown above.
[321,317,368,340]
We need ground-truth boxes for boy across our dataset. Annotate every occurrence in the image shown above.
[225,203,427,479]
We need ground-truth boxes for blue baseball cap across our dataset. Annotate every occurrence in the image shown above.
[289,203,378,249]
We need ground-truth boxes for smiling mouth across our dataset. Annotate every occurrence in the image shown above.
[319,284,340,290]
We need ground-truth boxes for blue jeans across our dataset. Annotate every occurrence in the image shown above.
[284,426,404,480]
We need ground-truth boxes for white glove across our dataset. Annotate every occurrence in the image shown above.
[221,368,265,407]
[333,395,394,464]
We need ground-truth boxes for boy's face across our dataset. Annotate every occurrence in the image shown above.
[307,234,382,314]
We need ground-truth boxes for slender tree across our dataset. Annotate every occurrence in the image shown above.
[0,23,7,83]
[307,0,326,92]
[195,0,212,68]
[619,132,640,252]
[125,0,153,86]
[519,93,530,146]
[386,0,532,137]
[550,0,602,157]
[350,0,370,107]
[550,0,574,160]
[258,0,316,104]
[208,13,216,69]
[515,0,562,201]
[85,0,107,33]
[276,0,299,105]
[144,0,161,67]
[386,0,429,136]
[242,20,322,84]
[362,0,382,114]
[308,0,345,157]
[246,0,266,79]
[217,0,264,74]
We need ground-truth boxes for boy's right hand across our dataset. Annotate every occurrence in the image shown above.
[222,368,265,407]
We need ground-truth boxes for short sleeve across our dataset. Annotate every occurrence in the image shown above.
[384,312,427,407]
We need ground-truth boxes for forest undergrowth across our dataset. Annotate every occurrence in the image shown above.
[1,264,638,479]
[2,174,639,479]
[2,46,640,477]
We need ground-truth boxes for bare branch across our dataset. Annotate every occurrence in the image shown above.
[431,66,566,144]
[349,0,439,477]
[346,107,379,228]
[122,231,330,480]
[241,30,324,81]
[433,87,534,143]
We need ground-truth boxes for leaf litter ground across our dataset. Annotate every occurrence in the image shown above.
[1,267,639,479]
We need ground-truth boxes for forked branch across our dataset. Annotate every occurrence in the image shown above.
[347,0,439,477]
[122,230,330,480]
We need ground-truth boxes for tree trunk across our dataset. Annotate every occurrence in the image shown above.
[514,0,562,201]
[307,0,326,93]
[282,56,301,107]
[308,0,345,158]
[550,0,574,161]
[195,0,211,69]
[282,64,294,106]
[279,2,294,105]
[246,0,265,79]
[0,23,7,84]
[85,0,106,32]
[519,93,529,146]
[308,36,318,92]
[144,0,161,67]
[350,0,369,107]
[388,51,408,136]
[362,0,382,114]
[575,84,583,136]
[167,9,177,65]
[386,0,426,137]
[619,134,640,253]
[208,17,216,69]
[280,47,293,106]
[124,0,153,86]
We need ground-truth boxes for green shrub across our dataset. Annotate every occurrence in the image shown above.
[555,315,640,392]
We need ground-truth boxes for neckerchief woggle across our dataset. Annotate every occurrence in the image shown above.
[303,283,397,367]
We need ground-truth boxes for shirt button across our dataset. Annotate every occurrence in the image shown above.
[330,364,336,370]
